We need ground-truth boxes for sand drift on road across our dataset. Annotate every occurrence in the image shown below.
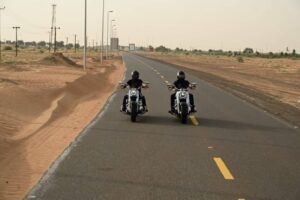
[0,53,125,200]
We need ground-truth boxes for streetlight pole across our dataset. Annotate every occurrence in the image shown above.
[101,0,105,64]
[0,6,5,63]
[83,0,87,71]
[106,10,113,59]
[110,23,116,52]
[111,23,116,40]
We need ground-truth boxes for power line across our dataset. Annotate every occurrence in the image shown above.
[4,8,48,30]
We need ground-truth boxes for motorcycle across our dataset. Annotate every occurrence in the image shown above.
[119,82,149,122]
[168,83,197,124]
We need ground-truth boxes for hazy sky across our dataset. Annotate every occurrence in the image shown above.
[1,0,299,52]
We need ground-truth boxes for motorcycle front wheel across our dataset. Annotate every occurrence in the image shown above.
[131,102,137,122]
[180,103,188,124]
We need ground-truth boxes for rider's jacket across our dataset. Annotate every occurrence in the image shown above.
[127,79,143,92]
[174,79,190,89]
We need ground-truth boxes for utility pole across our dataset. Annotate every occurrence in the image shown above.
[83,0,87,71]
[48,31,51,52]
[0,6,5,63]
[106,10,113,59]
[53,26,60,53]
[101,0,105,64]
[65,37,68,52]
[74,34,77,52]
[50,4,56,52]
[13,26,20,57]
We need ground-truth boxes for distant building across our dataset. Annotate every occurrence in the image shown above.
[110,38,119,50]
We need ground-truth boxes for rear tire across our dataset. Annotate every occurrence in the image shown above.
[131,102,137,122]
[181,103,188,124]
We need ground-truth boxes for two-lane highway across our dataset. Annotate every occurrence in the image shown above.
[27,54,300,200]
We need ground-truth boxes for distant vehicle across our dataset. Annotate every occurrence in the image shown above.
[119,82,149,122]
[129,43,135,51]
[168,83,197,124]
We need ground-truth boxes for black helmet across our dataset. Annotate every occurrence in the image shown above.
[131,70,139,80]
[177,71,185,80]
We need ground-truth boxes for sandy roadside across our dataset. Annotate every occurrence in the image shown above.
[0,53,125,200]
[137,52,300,127]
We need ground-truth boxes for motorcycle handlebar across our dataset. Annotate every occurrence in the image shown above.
[167,84,197,91]
[119,83,150,90]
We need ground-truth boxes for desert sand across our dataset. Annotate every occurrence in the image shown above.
[0,52,125,200]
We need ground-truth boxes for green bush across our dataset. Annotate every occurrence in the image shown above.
[4,46,13,51]
[237,56,244,62]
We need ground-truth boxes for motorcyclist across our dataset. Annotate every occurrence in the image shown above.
[121,70,148,112]
[170,71,196,113]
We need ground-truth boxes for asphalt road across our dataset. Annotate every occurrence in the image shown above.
[27,54,300,200]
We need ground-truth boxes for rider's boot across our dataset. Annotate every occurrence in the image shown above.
[191,106,197,113]
[144,106,148,112]
[121,105,126,112]
[169,107,175,114]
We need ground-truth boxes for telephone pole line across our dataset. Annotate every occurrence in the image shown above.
[13,26,20,57]
[0,6,5,63]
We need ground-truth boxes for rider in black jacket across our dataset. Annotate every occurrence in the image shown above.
[121,71,148,112]
[170,71,196,113]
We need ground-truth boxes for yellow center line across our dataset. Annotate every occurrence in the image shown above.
[161,75,165,79]
[213,157,235,180]
[189,115,199,126]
